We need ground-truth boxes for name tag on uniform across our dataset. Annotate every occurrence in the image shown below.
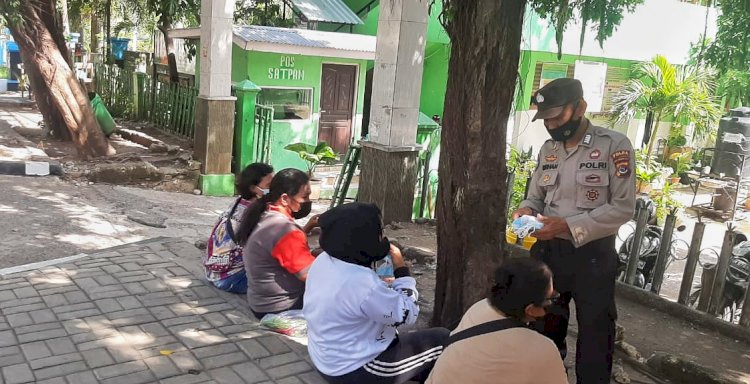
[579,161,607,169]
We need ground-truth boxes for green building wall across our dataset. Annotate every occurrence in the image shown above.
[516,51,637,113]
[232,45,368,171]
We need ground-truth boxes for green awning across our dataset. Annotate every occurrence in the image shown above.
[289,0,363,25]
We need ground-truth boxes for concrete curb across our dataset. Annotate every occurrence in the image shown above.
[646,352,746,384]
[615,282,750,344]
[0,236,171,277]
[0,160,63,176]
[0,100,35,108]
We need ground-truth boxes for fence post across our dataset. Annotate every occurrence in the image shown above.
[740,280,750,328]
[651,210,677,294]
[697,265,716,312]
[708,226,736,316]
[232,79,261,172]
[132,72,140,120]
[677,221,705,305]
[625,207,649,286]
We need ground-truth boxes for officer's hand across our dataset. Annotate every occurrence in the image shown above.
[533,215,570,241]
[512,207,533,220]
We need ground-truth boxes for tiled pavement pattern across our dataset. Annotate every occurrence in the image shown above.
[0,238,326,384]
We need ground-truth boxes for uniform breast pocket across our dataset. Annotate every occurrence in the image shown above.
[576,170,610,209]
[539,170,559,203]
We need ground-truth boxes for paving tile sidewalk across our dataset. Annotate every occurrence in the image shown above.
[0,237,326,384]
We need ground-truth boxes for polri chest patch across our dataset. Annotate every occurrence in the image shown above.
[579,161,608,170]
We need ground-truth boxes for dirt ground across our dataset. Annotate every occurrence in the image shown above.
[5,106,201,193]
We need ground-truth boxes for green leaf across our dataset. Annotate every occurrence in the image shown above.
[284,143,316,154]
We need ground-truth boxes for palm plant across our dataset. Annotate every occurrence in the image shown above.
[610,55,722,168]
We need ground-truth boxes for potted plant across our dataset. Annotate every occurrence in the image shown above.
[284,142,339,200]
[636,149,662,194]
[667,152,692,185]
[649,182,682,226]
[665,130,688,160]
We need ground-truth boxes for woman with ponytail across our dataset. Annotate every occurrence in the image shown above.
[238,168,318,318]
[203,163,273,294]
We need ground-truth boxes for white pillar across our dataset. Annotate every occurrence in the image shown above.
[199,0,234,97]
[359,0,429,222]
[367,0,429,147]
[193,0,237,196]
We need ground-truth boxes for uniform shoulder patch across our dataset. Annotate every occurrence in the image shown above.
[612,150,631,178]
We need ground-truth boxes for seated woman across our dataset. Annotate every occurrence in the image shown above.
[426,258,567,384]
[204,163,273,293]
[304,202,450,384]
[236,168,317,318]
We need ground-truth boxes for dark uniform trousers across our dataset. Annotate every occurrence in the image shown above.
[531,235,618,384]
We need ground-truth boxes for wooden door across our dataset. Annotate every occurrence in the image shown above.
[319,64,356,155]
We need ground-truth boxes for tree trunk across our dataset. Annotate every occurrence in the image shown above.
[91,11,99,54]
[24,0,73,140]
[23,52,72,141]
[645,113,662,168]
[105,0,112,61]
[5,0,113,158]
[60,0,70,37]
[158,15,180,84]
[432,0,526,328]
[40,0,72,66]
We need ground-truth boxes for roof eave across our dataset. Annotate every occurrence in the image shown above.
[244,40,374,60]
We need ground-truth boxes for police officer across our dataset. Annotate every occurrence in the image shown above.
[511,78,635,383]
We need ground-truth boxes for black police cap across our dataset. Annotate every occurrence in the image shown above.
[531,78,584,121]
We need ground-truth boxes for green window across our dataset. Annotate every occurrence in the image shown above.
[258,87,313,121]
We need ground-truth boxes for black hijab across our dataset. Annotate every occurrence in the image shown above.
[318,202,391,267]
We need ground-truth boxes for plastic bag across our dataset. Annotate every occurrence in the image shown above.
[374,255,394,278]
[511,215,544,238]
[260,310,307,337]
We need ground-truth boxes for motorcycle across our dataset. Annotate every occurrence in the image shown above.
[689,235,749,323]
[616,197,685,289]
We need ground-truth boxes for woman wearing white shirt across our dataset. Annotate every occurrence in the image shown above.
[304,202,449,384]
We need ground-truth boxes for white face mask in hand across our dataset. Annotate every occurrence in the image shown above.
[514,224,537,239]
[511,215,544,239]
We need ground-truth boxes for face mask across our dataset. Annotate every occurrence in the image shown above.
[293,201,312,219]
[260,188,269,195]
[546,116,581,142]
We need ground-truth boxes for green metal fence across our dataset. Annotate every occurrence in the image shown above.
[93,63,134,118]
[93,64,199,139]
[148,80,199,138]
[254,104,274,164]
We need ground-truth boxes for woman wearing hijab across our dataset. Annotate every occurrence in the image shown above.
[304,202,450,384]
